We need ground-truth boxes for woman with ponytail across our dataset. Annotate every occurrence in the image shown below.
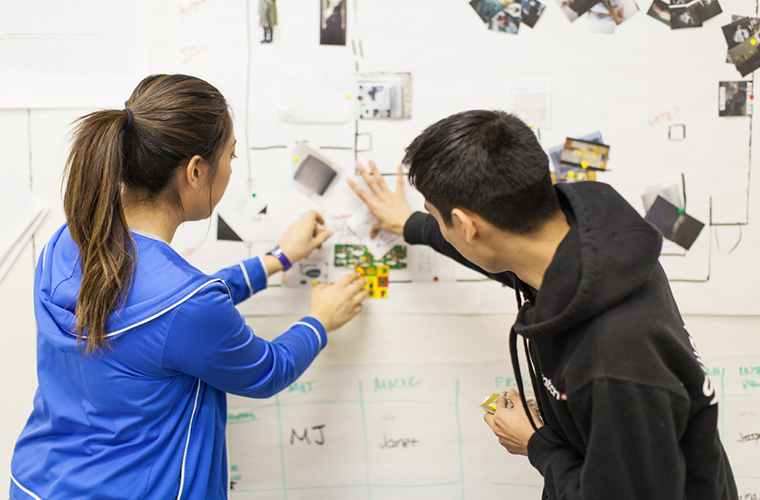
[10,74,367,500]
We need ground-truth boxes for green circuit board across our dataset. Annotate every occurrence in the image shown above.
[334,244,408,269]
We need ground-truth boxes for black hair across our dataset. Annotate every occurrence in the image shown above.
[404,110,560,235]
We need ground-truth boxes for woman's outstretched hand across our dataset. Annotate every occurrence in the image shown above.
[278,210,332,264]
[308,273,368,332]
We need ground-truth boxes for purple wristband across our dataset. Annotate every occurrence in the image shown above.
[267,245,292,271]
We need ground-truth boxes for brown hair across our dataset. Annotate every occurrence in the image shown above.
[63,74,233,354]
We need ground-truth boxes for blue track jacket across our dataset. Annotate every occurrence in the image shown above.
[10,224,327,500]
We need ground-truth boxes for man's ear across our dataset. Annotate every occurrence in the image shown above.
[451,208,478,243]
[183,155,205,189]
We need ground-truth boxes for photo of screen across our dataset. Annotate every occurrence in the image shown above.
[293,154,339,195]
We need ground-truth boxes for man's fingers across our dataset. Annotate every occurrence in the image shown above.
[507,389,522,407]
[496,394,509,409]
[369,222,382,239]
[346,177,372,204]
[368,160,390,193]
[396,164,405,192]
[357,162,382,195]
[484,412,494,428]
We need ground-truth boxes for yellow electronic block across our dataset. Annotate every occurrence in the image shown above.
[355,265,389,299]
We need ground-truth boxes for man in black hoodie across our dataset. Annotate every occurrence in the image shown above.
[347,110,738,500]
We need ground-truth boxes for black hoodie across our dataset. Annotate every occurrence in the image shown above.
[403,181,738,500]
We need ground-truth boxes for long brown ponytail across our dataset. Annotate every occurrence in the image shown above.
[63,74,233,354]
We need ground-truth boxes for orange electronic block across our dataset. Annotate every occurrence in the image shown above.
[355,265,389,299]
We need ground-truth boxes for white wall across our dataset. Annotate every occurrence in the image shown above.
[3,0,760,496]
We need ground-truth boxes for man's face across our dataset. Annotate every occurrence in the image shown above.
[425,200,499,273]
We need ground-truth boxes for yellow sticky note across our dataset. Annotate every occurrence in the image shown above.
[480,393,502,413]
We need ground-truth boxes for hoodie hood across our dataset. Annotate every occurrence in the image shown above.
[35,224,221,353]
[514,181,663,340]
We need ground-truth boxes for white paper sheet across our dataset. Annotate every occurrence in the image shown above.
[0,0,150,108]
[505,78,551,130]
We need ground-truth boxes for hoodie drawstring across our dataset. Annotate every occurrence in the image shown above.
[510,283,553,444]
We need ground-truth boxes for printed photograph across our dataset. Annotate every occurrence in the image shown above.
[726,16,758,63]
[320,0,346,46]
[470,0,510,22]
[557,168,597,183]
[489,1,523,33]
[559,138,611,170]
[722,17,752,49]
[729,33,760,76]
[521,0,546,27]
[357,73,412,119]
[556,0,601,22]
[644,196,704,250]
[585,4,617,33]
[669,0,700,29]
[686,0,721,24]
[647,0,671,25]
[719,81,753,116]
[294,155,339,195]
[604,0,640,24]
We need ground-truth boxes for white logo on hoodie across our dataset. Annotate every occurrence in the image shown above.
[543,375,567,401]
[687,332,718,406]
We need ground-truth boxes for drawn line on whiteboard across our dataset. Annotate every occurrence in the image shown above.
[490,483,544,488]
[245,0,253,182]
[358,381,372,499]
[455,377,465,499]
[720,368,725,438]
[231,482,460,493]
[274,394,288,500]
[244,399,435,409]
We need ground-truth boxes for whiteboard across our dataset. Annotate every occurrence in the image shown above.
[225,355,760,499]
[2,1,760,497]
[161,0,760,315]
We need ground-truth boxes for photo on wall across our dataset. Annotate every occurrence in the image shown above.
[556,0,601,22]
[489,2,523,33]
[521,0,546,27]
[719,81,753,116]
[644,196,704,250]
[669,0,701,29]
[470,0,509,22]
[320,0,346,46]
[686,0,721,24]
[585,3,617,33]
[729,33,760,76]
[647,0,671,25]
[559,138,611,170]
[725,16,759,63]
[722,17,752,49]
[357,73,413,119]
